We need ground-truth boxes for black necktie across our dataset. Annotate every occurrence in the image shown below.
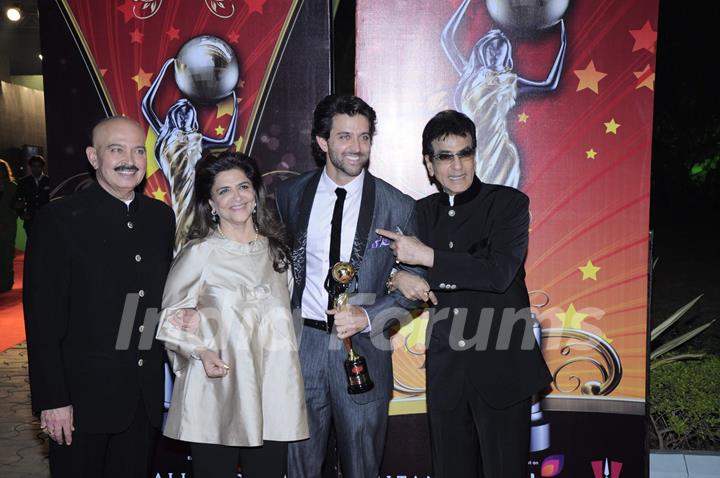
[329,187,347,266]
[327,187,347,329]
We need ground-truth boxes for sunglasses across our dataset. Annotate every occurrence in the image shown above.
[431,147,476,163]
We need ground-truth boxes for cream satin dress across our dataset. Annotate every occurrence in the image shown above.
[156,233,308,446]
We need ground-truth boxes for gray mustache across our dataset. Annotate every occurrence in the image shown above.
[114,165,139,172]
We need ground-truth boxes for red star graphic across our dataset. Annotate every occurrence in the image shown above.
[246,0,266,15]
[227,31,240,44]
[117,0,135,23]
[629,20,657,53]
[166,26,180,41]
[634,64,655,91]
[129,28,144,44]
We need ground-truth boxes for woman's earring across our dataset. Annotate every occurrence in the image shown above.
[211,209,218,223]
[252,203,257,214]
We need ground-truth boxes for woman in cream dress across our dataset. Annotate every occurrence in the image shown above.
[156,152,307,477]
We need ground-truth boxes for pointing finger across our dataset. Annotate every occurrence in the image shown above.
[375,228,400,241]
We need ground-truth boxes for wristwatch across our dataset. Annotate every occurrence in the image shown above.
[386,269,398,293]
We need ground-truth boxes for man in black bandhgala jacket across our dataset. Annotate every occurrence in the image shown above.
[23,117,175,478]
[377,110,551,478]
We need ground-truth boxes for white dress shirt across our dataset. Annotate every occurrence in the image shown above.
[301,168,365,321]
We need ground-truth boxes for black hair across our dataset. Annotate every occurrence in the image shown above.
[421,110,477,157]
[311,94,377,164]
[28,155,46,167]
[188,152,291,273]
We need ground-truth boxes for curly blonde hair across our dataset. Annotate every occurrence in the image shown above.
[0,159,16,183]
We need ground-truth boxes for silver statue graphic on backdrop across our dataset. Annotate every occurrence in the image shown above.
[442,0,567,187]
[142,35,239,251]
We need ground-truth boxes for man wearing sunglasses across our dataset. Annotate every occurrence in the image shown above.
[377,110,551,477]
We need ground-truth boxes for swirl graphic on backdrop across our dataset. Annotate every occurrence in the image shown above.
[130,0,237,20]
[205,0,237,18]
[441,0,567,187]
[543,328,623,396]
[133,0,163,20]
[142,35,239,251]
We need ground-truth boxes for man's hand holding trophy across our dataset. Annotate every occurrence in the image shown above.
[327,262,375,394]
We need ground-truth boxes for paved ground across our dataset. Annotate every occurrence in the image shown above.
[0,343,49,478]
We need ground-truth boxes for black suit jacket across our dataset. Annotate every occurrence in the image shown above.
[419,177,552,410]
[23,182,175,433]
[275,169,420,404]
[15,174,50,219]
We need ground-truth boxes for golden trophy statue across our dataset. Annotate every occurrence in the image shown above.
[330,262,375,394]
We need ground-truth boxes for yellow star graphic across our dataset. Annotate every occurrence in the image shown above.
[579,260,601,280]
[574,60,607,94]
[600,333,614,344]
[131,67,153,91]
[214,125,226,136]
[152,187,167,202]
[517,112,529,123]
[144,129,160,176]
[586,148,597,159]
[233,136,244,151]
[397,316,429,351]
[634,64,655,91]
[556,304,589,330]
[216,96,236,118]
[604,118,620,134]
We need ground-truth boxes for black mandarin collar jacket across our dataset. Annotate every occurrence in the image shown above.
[416,177,551,410]
[23,182,175,433]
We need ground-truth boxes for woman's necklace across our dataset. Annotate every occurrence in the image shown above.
[217,225,259,244]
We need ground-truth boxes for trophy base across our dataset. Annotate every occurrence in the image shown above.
[344,355,374,395]
[530,420,551,452]
[348,382,375,394]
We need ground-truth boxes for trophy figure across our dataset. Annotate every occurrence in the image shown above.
[141,35,240,251]
[329,262,374,394]
[442,0,567,187]
[530,312,550,452]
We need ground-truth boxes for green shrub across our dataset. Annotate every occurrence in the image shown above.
[649,356,720,450]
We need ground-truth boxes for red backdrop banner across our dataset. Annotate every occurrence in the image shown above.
[357,0,658,475]
[62,0,297,211]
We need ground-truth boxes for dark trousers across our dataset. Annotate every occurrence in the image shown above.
[428,380,531,478]
[49,400,157,478]
[22,218,34,237]
[190,440,288,478]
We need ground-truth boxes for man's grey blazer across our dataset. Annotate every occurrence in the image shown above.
[275,168,419,404]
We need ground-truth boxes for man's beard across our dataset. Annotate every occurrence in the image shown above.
[328,151,368,178]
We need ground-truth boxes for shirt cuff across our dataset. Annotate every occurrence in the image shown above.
[360,307,372,333]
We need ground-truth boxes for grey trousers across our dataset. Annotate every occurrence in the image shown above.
[287,326,389,478]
